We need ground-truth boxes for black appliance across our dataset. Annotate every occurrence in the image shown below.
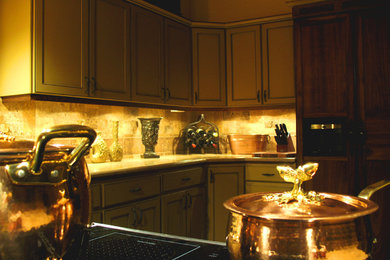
[67,223,229,260]
[303,118,346,156]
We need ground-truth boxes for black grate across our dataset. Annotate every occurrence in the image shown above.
[84,231,200,260]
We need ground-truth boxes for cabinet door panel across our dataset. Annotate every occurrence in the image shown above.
[226,26,261,106]
[35,0,88,96]
[357,11,390,260]
[161,191,187,237]
[262,20,295,105]
[192,29,226,107]
[208,165,244,241]
[187,187,207,239]
[90,0,131,100]
[295,14,353,117]
[165,20,192,105]
[131,6,164,103]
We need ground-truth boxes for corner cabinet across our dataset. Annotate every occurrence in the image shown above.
[192,28,227,107]
[131,6,192,106]
[36,0,131,100]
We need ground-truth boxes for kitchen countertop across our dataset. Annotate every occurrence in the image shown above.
[87,154,295,177]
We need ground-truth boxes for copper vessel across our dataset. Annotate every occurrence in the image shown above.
[228,134,271,155]
[224,163,390,260]
[0,125,96,259]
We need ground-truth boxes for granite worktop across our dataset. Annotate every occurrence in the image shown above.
[87,154,296,177]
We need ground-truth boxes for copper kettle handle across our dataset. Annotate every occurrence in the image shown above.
[31,125,96,174]
[358,178,390,200]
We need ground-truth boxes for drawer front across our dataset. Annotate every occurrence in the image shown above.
[104,175,161,207]
[246,181,293,193]
[246,163,295,182]
[162,167,205,192]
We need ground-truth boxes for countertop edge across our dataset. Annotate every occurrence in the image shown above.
[88,154,296,178]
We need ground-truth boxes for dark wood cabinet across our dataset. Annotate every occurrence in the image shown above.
[294,2,390,259]
[295,14,353,118]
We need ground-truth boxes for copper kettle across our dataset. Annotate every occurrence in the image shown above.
[224,163,390,260]
[0,125,96,259]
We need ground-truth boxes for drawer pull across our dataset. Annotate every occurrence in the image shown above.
[181,177,191,182]
[129,187,142,193]
[262,173,275,177]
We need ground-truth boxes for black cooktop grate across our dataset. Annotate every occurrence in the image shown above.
[84,231,200,260]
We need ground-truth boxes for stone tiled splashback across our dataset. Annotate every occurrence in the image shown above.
[0,99,296,157]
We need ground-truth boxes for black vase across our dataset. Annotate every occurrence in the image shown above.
[138,117,162,158]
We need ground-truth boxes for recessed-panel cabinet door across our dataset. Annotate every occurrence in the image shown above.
[161,191,187,237]
[207,165,244,242]
[186,187,206,239]
[357,10,390,260]
[35,0,89,96]
[131,6,164,104]
[89,0,131,101]
[226,26,262,107]
[295,14,353,117]
[165,19,192,105]
[262,20,295,105]
[192,28,226,107]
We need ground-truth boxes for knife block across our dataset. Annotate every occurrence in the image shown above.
[276,135,295,153]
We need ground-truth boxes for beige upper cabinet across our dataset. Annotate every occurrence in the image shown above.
[131,6,165,104]
[261,20,295,105]
[226,25,262,107]
[89,0,131,100]
[35,0,89,96]
[131,6,192,106]
[192,28,226,107]
[0,0,131,100]
[164,20,192,105]
[36,0,131,100]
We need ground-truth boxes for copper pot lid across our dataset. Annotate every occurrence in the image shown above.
[224,162,379,222]
[224,191,378,222]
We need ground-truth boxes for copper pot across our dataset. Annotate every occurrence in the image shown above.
[0,125,96,259]
[224,163,390,260]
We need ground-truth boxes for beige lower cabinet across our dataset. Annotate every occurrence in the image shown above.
[207,164,244,242]
[245,162,295,193]
[104,197,161,233]
[161,187,206,239]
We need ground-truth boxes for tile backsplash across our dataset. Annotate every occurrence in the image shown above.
[0,99,296,157]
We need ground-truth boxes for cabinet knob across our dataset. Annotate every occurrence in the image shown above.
[195,92,198,104]
[257,90,261,102]
[263,90,267,102]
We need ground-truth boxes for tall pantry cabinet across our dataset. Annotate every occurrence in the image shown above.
[294,1,390,259]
